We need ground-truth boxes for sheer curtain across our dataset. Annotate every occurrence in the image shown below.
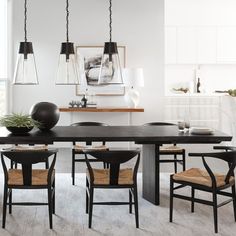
[0,0,8,115]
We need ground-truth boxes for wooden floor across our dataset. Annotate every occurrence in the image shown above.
[0,173,235,236]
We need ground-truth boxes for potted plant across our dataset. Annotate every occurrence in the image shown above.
[0,113,41,134]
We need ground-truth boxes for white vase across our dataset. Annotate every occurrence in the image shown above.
[125,88,140,108]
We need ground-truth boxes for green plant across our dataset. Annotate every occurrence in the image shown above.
[0,113,41,128]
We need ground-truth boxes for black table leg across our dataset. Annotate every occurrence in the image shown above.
[142,144,160,205]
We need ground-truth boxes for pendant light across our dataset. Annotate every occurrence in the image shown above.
[13,0,38,85]
[98,0,123,85]
[56,0,81,85]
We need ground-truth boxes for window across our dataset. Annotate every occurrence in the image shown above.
[0,0,8,115]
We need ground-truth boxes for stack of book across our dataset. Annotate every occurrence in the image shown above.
[86,102,97,108]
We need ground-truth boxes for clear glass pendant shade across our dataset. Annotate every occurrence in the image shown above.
[56,42,81,85]
[13,42,38,85]
[98,42,123,85]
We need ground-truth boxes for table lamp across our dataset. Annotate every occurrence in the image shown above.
[122,68,144,108]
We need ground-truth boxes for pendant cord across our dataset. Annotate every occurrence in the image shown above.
[66,0,69,42]
[24,0,27,42]
[109,0,112,42]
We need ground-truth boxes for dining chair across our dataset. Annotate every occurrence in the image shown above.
[71,122,109,185]
[144,122,186,173]
[84,149,140,228]
[1,148,57,229]
[169,147,236,233]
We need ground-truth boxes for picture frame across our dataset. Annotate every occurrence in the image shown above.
[76,45,126,96]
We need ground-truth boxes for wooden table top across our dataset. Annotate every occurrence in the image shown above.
[0,125,231,144]
[59,107,144,112]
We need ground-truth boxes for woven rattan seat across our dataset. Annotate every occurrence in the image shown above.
[8,169,55,186]
[173,168,235,187]
[87,168,133,185]
[160,145,185,154]
[74,145,108,152]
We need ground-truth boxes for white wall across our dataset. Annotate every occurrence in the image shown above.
[11,0,164,126]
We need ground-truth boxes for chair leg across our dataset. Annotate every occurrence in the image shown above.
[169,176,174,222]
[212,191,218,234]
[232,185,236,222]
[86,178,89,214]
[182,151,186,171]
[72,153,75,185]
[174,155,177,173]
[191,187,195,213]
[52,181,55,214]
[133,187,139,228]
[9,189,12,214]
[88,187,94,228]
[45,160,49,169]
[129,189,132,214]
[10,160,13,169]
[103,162,106,169]
[2,185,8,228]
[47,187,53,229]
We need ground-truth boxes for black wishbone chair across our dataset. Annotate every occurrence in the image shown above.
[1,149,58,229]
[71,122,109,185]
[169,148,236,233]
[84,149,140,228]
[143,122,186,173]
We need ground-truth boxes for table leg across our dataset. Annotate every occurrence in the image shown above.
[142,144,160,205]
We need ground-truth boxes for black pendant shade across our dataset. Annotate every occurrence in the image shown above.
[19,42,33,60]
[103,42,118,54]
[60,42,75,55]
[19,42,34,54]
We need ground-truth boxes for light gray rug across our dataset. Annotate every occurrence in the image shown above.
[0,173,235,236]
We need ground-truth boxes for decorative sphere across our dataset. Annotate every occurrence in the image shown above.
[30,102,60,131]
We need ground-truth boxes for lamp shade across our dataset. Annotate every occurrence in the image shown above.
[98,42,123,85]
[13,42,38,85]
[56,42,81,85]
[122,68,144,87]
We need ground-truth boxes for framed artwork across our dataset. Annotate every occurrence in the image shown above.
[76,45,126,96]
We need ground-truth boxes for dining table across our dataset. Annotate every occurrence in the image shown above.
[0,125,232,205]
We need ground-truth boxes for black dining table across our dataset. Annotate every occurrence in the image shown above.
[0,125,232,205]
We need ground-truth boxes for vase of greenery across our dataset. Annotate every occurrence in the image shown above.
[0,113,41,134]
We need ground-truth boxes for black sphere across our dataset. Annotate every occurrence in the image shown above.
[30,102,60,131]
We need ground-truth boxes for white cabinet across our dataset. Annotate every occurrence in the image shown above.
[197,27,217,64]
[165,95,221,129]
[177,27,197,64]
[165,27,177,64]
[165,26,236,65]
[217,27,236,63]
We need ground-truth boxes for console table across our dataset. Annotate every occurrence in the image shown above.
[59,107,144,112]
[59,107,144,126]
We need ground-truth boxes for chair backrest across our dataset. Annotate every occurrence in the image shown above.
[71,122,108,127]
[71,122,109,145]
[1,149,57,186]
[84,150,140,185]
[189,150,236,186]
[143,122,175,126]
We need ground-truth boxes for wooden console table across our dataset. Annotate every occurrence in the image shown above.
[59,107,144,112]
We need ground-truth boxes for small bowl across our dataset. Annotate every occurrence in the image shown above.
[6,126,34,134]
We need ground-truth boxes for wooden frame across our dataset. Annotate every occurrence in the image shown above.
[76,45,126,96]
